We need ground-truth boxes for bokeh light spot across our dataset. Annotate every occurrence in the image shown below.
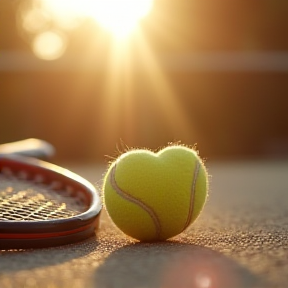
[21,8,50,34]
[32,31,67,60]
[196,273,212,288]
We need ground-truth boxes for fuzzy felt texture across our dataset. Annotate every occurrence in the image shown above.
[103,145,208,241]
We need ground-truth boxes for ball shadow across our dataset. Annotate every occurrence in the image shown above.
[92,242,264,288]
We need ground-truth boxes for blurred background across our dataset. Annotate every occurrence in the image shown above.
[1,0,288,163]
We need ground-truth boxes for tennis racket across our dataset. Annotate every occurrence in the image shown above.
[0,139,102,249]
[0,138,55,160]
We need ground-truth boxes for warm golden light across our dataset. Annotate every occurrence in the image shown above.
[18,0,154,60]
[90,0,153,37]
[17,0,192,149]
[42,0,153,38]
[32,31,67,60]
[21,8,50,34]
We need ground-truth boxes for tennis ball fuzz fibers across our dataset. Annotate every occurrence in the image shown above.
[103,145,208,241]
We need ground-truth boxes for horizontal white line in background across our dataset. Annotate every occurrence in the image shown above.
[1,51,288,72]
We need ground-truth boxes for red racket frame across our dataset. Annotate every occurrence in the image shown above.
[0,155,102,249]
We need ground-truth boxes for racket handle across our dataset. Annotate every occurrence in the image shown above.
[0,138,55,160]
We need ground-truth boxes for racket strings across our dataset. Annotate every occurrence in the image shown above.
[0,173,86,221]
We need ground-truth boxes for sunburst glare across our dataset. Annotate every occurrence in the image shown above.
[41,0,153,38]
[90,0,153,38]
[17,0,192,151]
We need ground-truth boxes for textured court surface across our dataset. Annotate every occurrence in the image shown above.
[0,161,287,288]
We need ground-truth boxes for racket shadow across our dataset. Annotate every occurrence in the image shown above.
[0,237,100,272]
[92,242,265,288]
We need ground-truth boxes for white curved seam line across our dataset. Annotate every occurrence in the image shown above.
[110,165,161,239]
[183,160,200,230]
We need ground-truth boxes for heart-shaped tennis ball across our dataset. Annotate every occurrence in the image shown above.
[103,145,208,241]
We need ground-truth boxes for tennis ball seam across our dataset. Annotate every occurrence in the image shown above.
[110,164,162,239]
[183,159,201,230]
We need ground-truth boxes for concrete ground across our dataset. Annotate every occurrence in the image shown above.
[0,160,287,288]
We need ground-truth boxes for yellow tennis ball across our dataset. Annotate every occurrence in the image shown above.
[103,145,208,241]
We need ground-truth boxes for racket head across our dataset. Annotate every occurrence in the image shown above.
[0,155,102,249]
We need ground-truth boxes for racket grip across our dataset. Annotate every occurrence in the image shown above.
[0,138,55,160]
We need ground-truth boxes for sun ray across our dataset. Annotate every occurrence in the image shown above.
[41,0,153,38]
[132,31,193,141]
[98,27,193,150]
[100,38,138,146]
[18,0,194,154]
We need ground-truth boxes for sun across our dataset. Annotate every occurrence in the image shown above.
[41,0,153,38]
[18,0,192,154]
[90,1,153,37]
